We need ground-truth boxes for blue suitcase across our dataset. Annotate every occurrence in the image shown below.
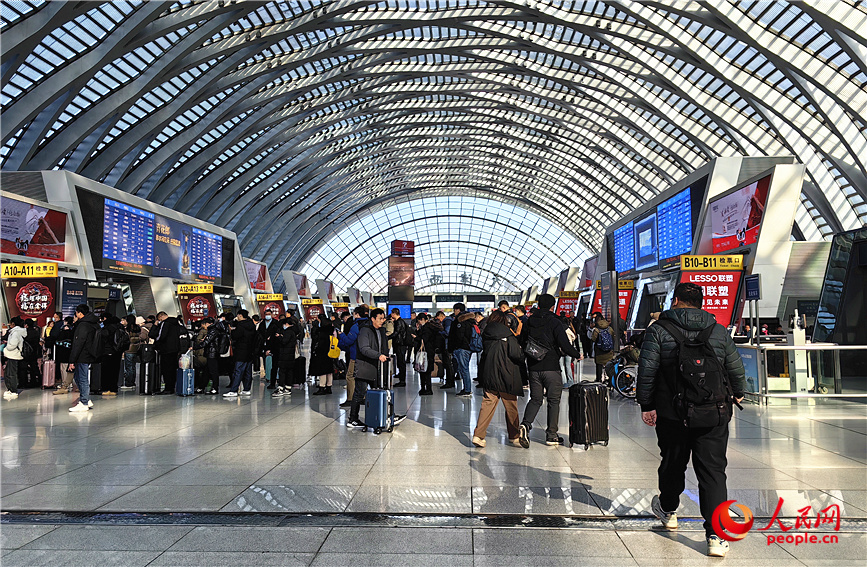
[364,389,394,434]
[176,368,195,396]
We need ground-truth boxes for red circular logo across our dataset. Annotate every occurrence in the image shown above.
[712,500,754,541]
[15,281,53,318]
[187,296,211,320]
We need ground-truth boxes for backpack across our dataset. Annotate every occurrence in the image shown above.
[469,323,483,353]
[327,335,341,359]
[114,327,130,353]
[654,319,734,428]
[216,330,231,355]
[251,330,264,355]
[595,327,613,353]
[88,324,104,360]
[178,328,191,352]
[21,339,34,359]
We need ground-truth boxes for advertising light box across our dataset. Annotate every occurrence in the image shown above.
[633,212,657,272]
[679,270,742,326]
[709,175,770,253]
[1,195,68,261]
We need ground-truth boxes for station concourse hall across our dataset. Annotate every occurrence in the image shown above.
[1,1,866,565]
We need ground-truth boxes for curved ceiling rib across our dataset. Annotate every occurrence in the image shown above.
[2,0,865,291]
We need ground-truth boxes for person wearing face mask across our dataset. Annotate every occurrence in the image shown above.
[272,318,298,398]
[258,309,279,389]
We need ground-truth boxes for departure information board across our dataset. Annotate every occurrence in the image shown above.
[102,199,155,274]
[613,221,634,274]
[657,187,693,268]
[191,228,222,279]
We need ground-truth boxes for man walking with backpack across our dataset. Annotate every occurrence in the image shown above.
[518,294,582,447]
[588,312,615,383]
[448,303,478,397]
[637,283,745,558]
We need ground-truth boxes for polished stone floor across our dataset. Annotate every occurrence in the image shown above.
[2,357,865,565]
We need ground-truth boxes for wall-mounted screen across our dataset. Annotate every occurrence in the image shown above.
[388,304,412,319]
[1,194,68,261]
[633,213,657,272]
[245,260,267,291]
[709,175,771,253]
[613,221,634,274]
[76,187,233,286]
[656,187,694,269]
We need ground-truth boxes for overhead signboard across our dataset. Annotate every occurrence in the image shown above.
[709,175,771,253]
[681,255,743,271]
[177,284,213,294]
[391,240,415,256]
[244,259,268,291]
[744,274,761,301]
[679,270,743,326]
[3,278,57,326]
[2,262,58,278]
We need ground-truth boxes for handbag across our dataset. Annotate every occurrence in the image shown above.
[413,341,428,373]
[523,335,550,361]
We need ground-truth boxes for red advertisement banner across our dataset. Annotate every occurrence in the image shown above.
[710,176,770,253]
[1,196,67,261]
[257,301,285,319]
[391,240,415,256]
[179,293,216,323]
[555,296,581,317]
[3,278,57,326]
[679,271,743,326]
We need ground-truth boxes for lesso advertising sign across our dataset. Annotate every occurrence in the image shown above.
[679,270,742,326]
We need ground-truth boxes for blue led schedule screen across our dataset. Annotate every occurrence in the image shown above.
[102,199,155,275]
[388,304,412,319]
[657,187,693,268]
[613,221,634,274]
[633,212,657,271]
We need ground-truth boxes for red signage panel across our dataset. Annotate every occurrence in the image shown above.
[3,278,57,326]
[390,240,415,256]
[679,271,742,326]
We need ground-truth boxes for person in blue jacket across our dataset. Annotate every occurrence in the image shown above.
[336,305,369,408]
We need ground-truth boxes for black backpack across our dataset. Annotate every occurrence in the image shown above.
[114,327,130,353]
[252,330,264,355]
[178,328,191,353]
[654,319,734,428]
[89,324,104,360]
[216,330,231,355]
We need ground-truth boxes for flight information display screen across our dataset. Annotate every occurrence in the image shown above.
[613,221,634,274]
[656,187,693,269]
[76,187,233,286]
[102,199,155,275]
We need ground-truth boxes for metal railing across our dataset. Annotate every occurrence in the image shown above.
[739,343,867,404]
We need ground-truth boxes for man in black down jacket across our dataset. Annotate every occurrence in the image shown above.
[68,304,101,412]
[637,282,745,558]
[518,294,582,447]
[224,309,257,397]
[149,311,184,395]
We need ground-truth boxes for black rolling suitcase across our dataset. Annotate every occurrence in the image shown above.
[139,345,160,395]
[568,381,609,450]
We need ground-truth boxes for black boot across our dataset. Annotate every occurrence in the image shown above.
[312,387,327,396]
[324,386,332,394]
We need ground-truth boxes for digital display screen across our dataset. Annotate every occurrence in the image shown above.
[613,221,634,274]
[388,304,412,319]
[76,187,232,286]
[657,187,693,269]
[102,199,155,275]
[1,194,68,261]
[710,175,771,253]
[633,213,657,272]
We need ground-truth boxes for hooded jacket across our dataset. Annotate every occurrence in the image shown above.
[4,325,27,361]
[230,318,257,362]
[70,312,101,364]
[637,307,746,420]
[355,324,388,384]
[521,309,582,372]
[478,321,525,397]
[447,312,476,352]
[589,318,616,365]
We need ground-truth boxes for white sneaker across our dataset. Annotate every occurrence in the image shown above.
[87,400,94,408]
[271,387,284,398]
[69,402,89,412]
[7,392,18,400]
[652,495,678,530]
[240,390,252,397]
[707,535,729,557]
[223,391,238,398]
[2,390,12,399]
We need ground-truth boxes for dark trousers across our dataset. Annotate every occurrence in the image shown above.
[442,351,456,384]
[4,359,21,392]
[24,356,42,387]
[393,346,406,381]
[419,370,432,392]
[349,380,370,421]
[102,354,121,393]
[160,351,178,393]
[656,418,729,537]
[595,363,605,383]
[519,359,529,386]
[521,370,563,437]
[278,362,291,388]
[228,361,252,392]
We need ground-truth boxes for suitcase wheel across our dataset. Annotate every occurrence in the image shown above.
[601,441,608,447]
[374,427,382,435]
[584,444,590,451]
[387,426,393,433]
[361,426,368,432]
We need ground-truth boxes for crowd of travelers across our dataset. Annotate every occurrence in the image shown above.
[1,283,746,557]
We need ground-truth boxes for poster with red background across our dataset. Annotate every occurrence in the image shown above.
[709,176,770,253]
[3,278,57,326]
[245,261,267,291]
[179,293,216,323]
[256,297,286,319]
[1,196,67,261]
[678,271,743,326]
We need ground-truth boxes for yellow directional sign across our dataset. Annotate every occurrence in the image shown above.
[681,255,743,271]
[177,284,213,294]
[256,294,284,301]
[1,262,58,278]
[302,298,323,305]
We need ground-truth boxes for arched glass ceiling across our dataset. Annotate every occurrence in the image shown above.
[297,195,589,294]
[1,1,865,288]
